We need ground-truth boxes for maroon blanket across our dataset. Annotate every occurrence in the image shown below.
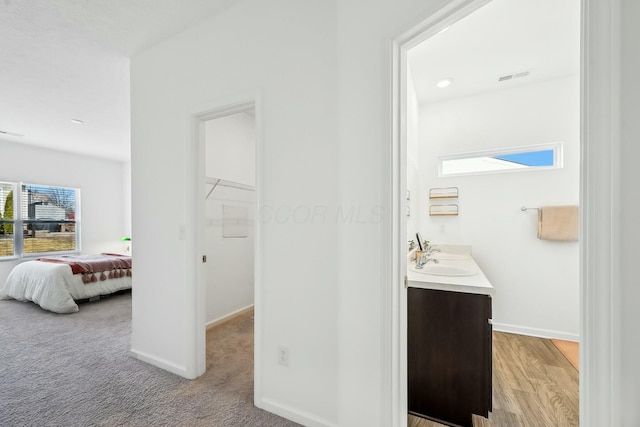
[37,253,132,284]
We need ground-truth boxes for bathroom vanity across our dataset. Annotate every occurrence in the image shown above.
[407,247,493,427]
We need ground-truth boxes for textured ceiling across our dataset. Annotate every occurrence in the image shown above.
[0,0,579,162]
[0,0,244,162]
[408,0,580,106]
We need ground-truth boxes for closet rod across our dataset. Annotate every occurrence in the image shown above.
[205,179,220,200]
[205,177,255,199]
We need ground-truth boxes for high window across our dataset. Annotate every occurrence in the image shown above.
[438,142,563,177]
[0,182,79,258]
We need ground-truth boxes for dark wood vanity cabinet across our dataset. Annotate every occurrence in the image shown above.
[408,287,492,427]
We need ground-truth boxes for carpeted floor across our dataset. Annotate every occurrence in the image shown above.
[0,293,300,427]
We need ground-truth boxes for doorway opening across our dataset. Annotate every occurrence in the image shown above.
[391,0,581,425]
[203,111,256,324]
[190,96,261,395]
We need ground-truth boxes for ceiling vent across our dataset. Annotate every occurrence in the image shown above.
[498,71,530,82]
[0,129,24,137]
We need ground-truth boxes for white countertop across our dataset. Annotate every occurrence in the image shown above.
[407,245,494,296]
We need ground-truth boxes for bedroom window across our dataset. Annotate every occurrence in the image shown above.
[0,182,80,259]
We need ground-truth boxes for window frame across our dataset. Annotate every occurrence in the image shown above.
[437,141,564,178]
[0,181,18,259]
[0,181,81,260]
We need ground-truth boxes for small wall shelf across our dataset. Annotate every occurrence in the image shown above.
[430,204,459,216]
[429,187,458,199]
[428,187,459,216]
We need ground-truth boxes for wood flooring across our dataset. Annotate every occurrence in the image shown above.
[551,339,579,371]
[408,332,579,427]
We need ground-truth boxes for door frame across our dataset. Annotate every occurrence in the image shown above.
[188,93,262,400]
[387,0,621,426]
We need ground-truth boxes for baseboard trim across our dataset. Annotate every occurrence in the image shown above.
[256,398,338,427]
[492,322,580,342]
[130,348,190,378]
[206,304,254,330]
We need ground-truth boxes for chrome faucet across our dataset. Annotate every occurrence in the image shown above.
[424,244,441,256]
[416,253,439,269]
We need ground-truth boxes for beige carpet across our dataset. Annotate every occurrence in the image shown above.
[551,338,579,371]
[0,292,300,427]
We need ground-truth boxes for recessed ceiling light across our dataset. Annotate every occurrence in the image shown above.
[436,78,452,88]
[71,119,84,124]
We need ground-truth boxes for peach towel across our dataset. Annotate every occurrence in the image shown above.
[538,205,579,241]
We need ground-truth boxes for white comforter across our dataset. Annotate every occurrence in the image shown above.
[0,260,132,314]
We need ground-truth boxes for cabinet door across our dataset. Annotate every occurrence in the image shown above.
[484,297,493,415]
[408,288,492,427]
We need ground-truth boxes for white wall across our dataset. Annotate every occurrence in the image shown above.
[415,75,580,339]
[130,0,339,424]
[205,113,255,325]
[335,1,450,425]
[406,67,420,248]
[0,139,129,283]
[130,0,640,425]
[620,0,640,423]
[123,161,131,239]
[205,112,256,186]
[204,187,255,324]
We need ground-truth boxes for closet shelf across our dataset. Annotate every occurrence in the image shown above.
[205,177,255,199]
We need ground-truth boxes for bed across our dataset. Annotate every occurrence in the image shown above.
[0,253,132,314]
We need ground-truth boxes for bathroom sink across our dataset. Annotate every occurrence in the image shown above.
[411,264,477,276]
[429,252,468,261]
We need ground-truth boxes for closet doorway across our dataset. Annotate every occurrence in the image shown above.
[190,96,260,387]
[203,111,256,332]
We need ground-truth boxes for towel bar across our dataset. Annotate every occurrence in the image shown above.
[521,206,539,211]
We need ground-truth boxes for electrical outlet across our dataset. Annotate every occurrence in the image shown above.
[278,346,289,366]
